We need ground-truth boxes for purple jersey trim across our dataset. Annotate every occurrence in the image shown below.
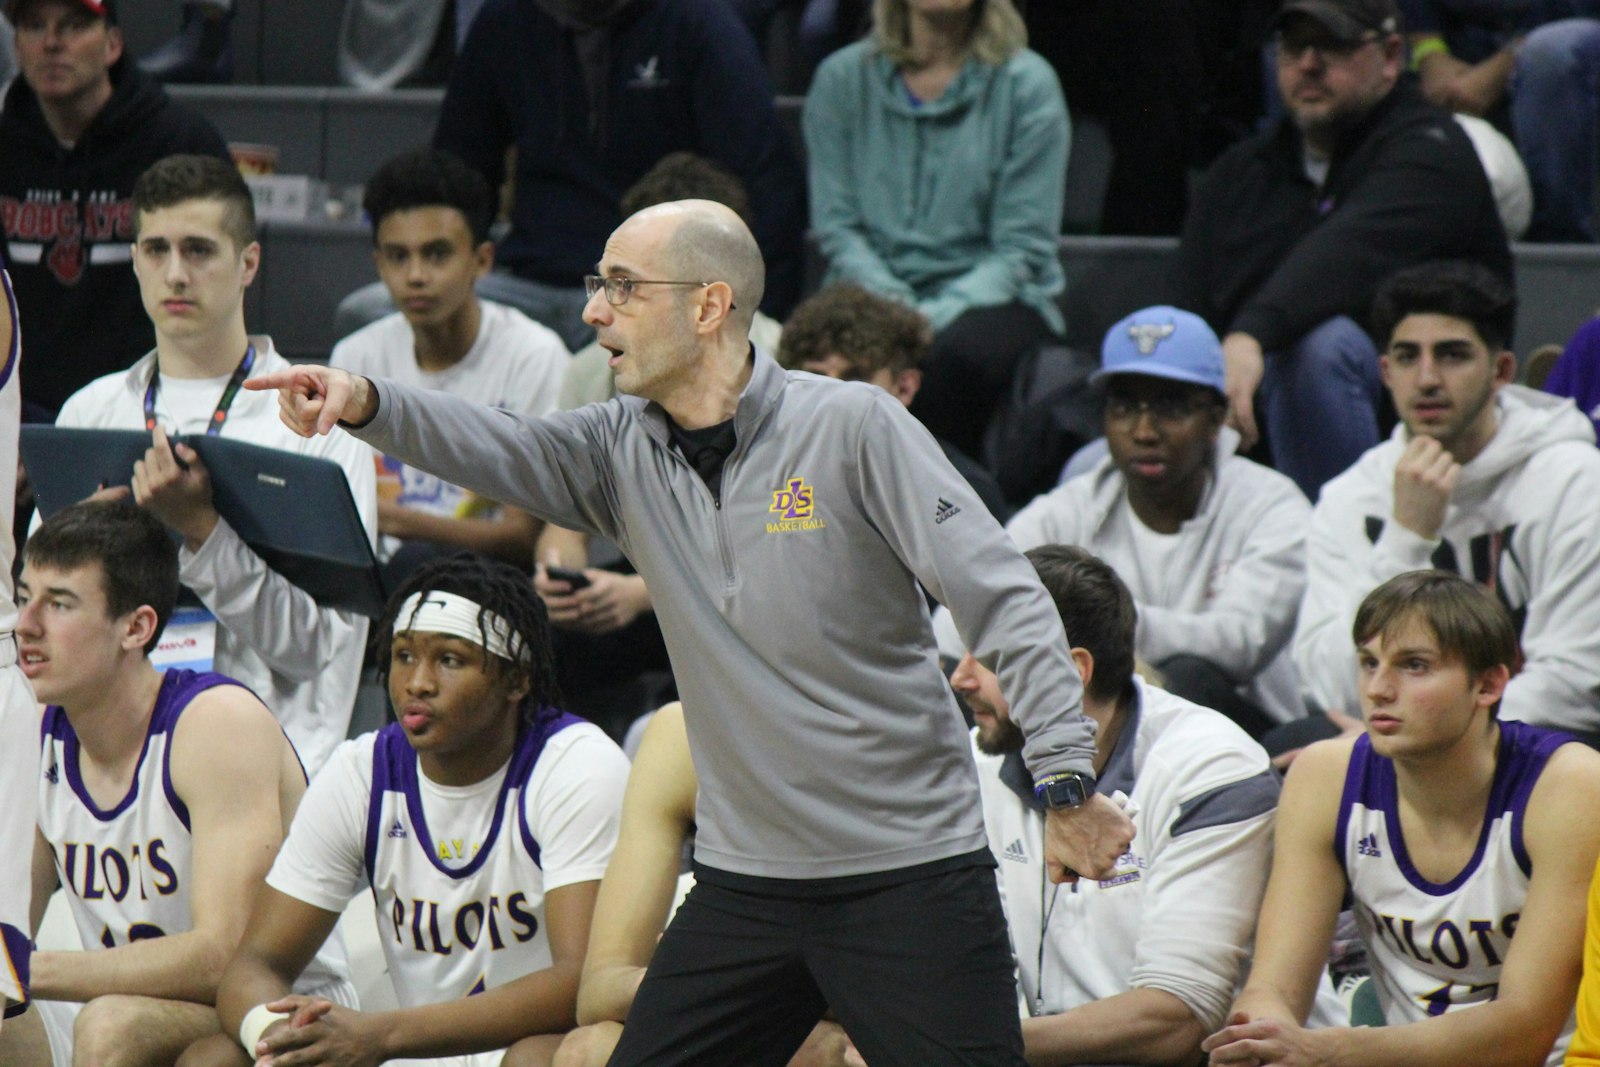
[44,670,253,829]
[363,710,584,885]
[1338,721,1573,895]
[1332,735,1369,884]
[1498,721,1574,877]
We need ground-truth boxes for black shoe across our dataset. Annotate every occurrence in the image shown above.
[140,2,234,85]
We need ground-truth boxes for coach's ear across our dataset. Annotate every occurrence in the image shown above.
[694,280,737,335]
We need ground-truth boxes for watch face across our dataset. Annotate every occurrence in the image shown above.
[1037,773,1090,808]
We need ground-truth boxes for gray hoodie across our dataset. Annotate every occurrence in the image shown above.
[351,353,1099,879]
[1296,385,1600,733]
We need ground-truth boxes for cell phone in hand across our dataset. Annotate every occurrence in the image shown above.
[545,565,592,591]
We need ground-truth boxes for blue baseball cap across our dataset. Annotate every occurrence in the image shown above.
[1092,306,1225,394]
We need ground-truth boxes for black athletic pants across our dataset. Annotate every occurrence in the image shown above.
[604,861,1026,1067]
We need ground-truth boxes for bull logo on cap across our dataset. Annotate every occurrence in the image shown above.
[1127,322,1176,355]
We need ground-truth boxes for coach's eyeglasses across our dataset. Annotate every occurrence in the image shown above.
[584,275,734,310]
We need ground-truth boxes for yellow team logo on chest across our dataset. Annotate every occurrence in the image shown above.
[767,476,828,533]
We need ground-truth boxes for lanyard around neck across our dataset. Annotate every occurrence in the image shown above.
[143,344,256,436]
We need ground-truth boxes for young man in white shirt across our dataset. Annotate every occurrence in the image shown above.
[51,153,376,775]
[179,554,629,1067]
[1295,260,1600,740]
[332,149,569,582]
[0,500,353,1067]
[1002,306,1311,737]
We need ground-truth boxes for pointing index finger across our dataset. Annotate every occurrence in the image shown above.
[242,368,299,392]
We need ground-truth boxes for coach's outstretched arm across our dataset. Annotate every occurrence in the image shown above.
[245,365,379,438]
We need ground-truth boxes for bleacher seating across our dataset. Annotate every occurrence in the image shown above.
[158,86,1600,362]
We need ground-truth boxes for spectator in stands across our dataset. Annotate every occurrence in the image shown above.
[0,0,230,419]
[1205,571,1600,1066]
[959,544,1286,1066]
[1298,260,1600,740]
[0,500,354,1067]
[1170,0,1511,500]
[141,1,232,85]
[804,0,1068,462]
[778,282,1009,521]
[332,148,567,587]
[177,554,629,1067]
[1403,0,1600,241]
[552,704,861,1067]
[51,154,377,776]
[366,0,806,352]
[1004,307,1309,738]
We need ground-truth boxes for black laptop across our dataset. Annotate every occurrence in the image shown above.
[22,427,387,618]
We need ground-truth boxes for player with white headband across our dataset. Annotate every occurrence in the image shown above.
[178,554,630,1067]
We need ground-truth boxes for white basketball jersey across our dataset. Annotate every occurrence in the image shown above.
[38,669,346,990]
[1337,722,1575,1066]
[362,711,589,1007]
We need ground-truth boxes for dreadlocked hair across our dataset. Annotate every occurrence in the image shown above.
[374,553,563,725]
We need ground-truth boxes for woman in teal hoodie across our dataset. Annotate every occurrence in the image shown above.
[804,0,1069,460]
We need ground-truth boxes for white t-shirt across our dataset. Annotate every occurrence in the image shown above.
[331,303,567,548]
[267,714,628,1009]
[52,338,378,776]
[1122,507,1187,591]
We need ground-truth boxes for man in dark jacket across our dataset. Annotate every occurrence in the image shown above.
[1170,0,1511,500]
[432,0,806,346]
[0,0,229,418]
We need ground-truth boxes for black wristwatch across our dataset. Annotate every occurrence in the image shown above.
[1034,771,1095,809]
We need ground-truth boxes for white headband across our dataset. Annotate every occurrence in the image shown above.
[395,590,526,664]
